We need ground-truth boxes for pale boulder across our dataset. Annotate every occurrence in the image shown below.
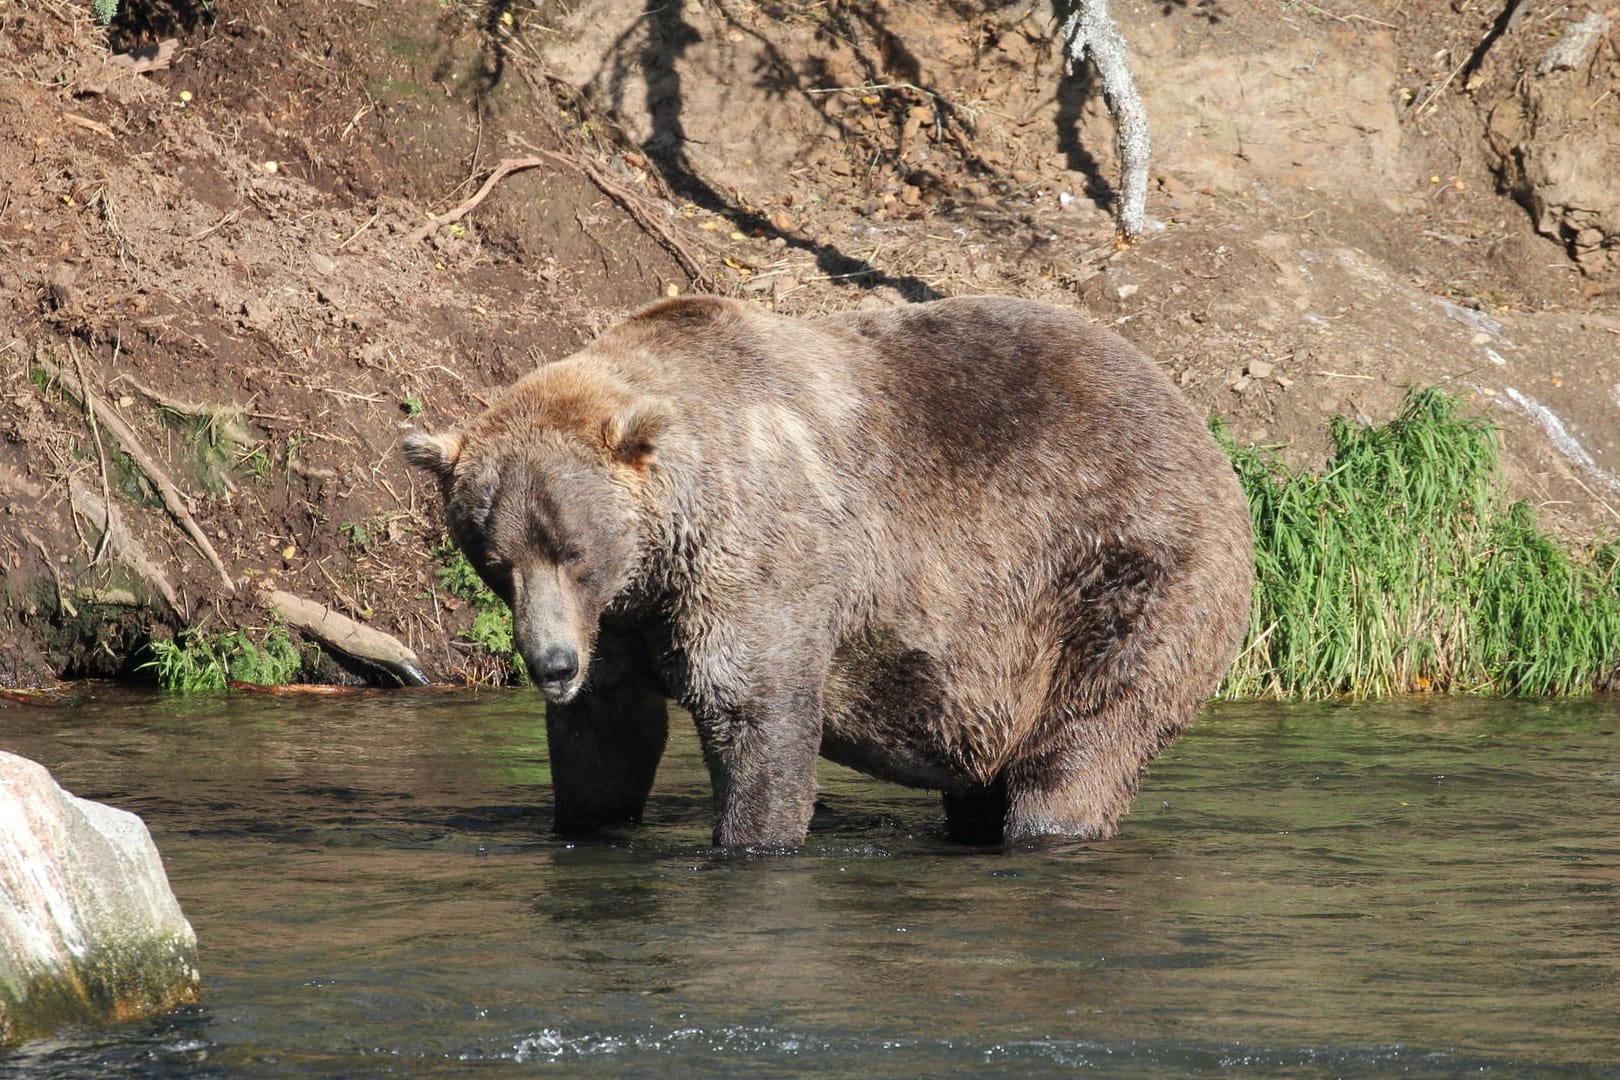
[0,751,199,1045]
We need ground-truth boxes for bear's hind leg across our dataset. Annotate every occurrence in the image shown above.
[545,681,669,832]
[1001,721,1161,846]
[998,539,1226,846]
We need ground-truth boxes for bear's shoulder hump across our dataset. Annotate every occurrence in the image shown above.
[629,296,741,329]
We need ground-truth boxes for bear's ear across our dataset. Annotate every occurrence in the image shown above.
[602,397,673,469]
[401,430,465,480]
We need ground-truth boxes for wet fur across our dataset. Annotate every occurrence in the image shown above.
[406,296,1253,849]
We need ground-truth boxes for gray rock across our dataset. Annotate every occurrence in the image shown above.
[0,752,199,1046]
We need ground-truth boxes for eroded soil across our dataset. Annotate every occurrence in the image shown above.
[0,0,1616,686]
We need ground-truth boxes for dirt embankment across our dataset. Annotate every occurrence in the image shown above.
[0,0,1616,688]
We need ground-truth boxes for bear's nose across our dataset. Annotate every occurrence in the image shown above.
[529,646,578,687]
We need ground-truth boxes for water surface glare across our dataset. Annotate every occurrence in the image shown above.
[1,689,1617,1076]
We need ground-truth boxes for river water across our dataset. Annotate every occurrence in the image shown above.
[1,688,1617,1076]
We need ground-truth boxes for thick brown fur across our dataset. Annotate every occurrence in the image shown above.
[405,296,1253,849]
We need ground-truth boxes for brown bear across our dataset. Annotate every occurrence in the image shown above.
[404,295,1253,850]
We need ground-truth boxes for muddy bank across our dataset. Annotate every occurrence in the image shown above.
[0,0,1615,687]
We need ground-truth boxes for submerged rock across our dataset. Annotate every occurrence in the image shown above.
[0,751,199,1046]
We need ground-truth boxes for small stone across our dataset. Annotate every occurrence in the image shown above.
[1247,360,1275,379]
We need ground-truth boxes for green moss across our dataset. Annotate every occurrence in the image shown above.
[1219,387,1620,699]
[150,408,261,496]
[1,932,198,1047]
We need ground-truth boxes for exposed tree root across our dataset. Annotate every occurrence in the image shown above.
[35,351,236,593]
[107,373,258,449]
[67,480,185,619]
[406,156,546,244]
[1059,0,1151,242]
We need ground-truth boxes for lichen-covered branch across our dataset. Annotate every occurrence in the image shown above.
[1059,0,1151,241]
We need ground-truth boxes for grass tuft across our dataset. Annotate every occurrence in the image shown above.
[434,546,527,686]
[1220,387,1620,698]
[142,623,306,691]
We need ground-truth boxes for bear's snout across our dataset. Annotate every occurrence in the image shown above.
[527,645,580,699]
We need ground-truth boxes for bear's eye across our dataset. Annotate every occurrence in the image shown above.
[558,547,584,567]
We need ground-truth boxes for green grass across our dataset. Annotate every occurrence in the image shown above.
[142,623,306,691]
[1220,387,1620,699]
[435,546,527,685]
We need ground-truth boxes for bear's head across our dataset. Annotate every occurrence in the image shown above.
[403,367,672,702]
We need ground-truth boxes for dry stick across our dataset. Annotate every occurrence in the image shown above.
[36,354,237,593]
[266,589,430,686]
[1411,52,1471,122]
[521,141,715,286]
[513,64,717,285]
[406,157,545,244]
[407,150,713,286]
[189,208,240,242]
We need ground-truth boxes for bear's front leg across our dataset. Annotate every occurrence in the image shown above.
[693,685,823,850]
[544,646,669,832]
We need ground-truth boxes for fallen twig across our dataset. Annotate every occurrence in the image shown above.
[227,680,371,696]
[513,67,719,285]
[188,208,240,242]
[338,208,380,250]
[36,352,236,593]
[63,113,114,139]
[265,588,430,686]
[406,157,545,244]
[0,686,77,706]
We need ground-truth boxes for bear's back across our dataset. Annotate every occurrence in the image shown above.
[820,297,1200,478]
